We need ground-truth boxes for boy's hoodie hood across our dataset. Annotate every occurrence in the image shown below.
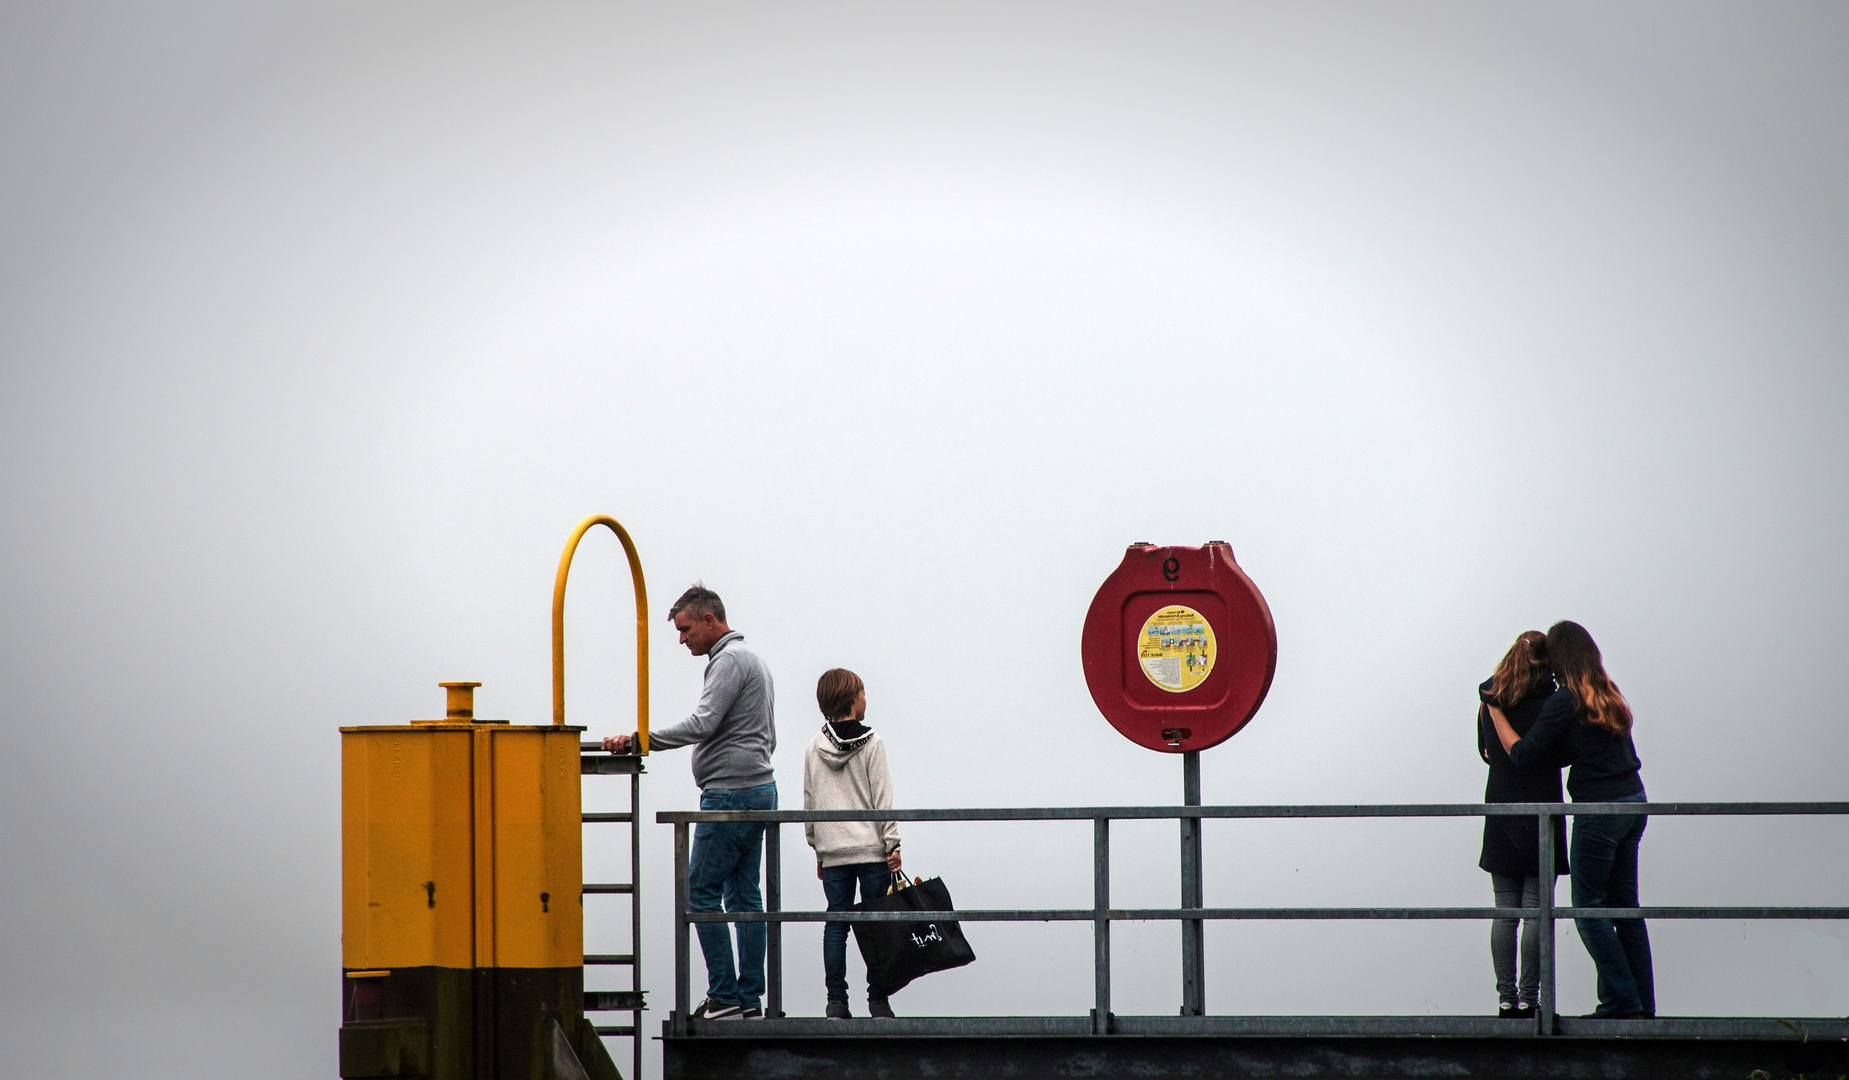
[816,720,874,769]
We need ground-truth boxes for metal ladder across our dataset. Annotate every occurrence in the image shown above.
[582,748,645,1080]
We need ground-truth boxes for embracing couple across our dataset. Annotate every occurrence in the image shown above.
[1476,620,1653,1021]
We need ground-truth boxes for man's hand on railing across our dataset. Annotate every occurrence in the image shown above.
[602,733,635,754]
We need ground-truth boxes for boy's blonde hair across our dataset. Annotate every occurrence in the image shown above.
[815,668,864,721]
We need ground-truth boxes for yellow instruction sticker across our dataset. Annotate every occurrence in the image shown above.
[1138,605,1216,693]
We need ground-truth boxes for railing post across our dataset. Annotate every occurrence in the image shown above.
[1180,751,1205,1016]
[766,822,783,1018]
[1536,808,1555,1036]
[673,821,690,1036]
[1093,817,1111,1035]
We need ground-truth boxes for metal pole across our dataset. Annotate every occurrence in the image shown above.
[1093,817,1111,1035]
[630,770,643,1080]
[673,821,690,1036]
[1180,751,1204,1016]
[766,822,783,1018]
[1536,809,1555,1036]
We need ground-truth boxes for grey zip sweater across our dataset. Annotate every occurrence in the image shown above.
[647,631,777,790]
[803,722,900,868]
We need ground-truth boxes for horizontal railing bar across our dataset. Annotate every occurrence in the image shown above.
[671,1014,1849,1040]
[582,884,634,894]
[581,812,634,823]
[592,1026,638,1037]
[684,905,1849,923]
[657,801,1849,823]
[683,1016,1094,1038]
[1557,906,1849,920]
[689,909,1092,923]
[584,953,635,965]
[1113,1015,1529,1038]
[1119,1015,1849,1040]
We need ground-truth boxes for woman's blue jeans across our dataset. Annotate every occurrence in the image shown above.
[688,782,777,1008]
[1570,792,1655,1017]
[822,862,893,1005]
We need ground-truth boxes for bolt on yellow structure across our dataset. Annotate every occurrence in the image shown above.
[340,515,649,1080]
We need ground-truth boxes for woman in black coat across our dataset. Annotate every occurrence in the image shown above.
[1476,630,1568,1018]
[1490,621,1653,1019]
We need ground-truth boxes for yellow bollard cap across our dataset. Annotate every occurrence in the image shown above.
[439,681,483,721]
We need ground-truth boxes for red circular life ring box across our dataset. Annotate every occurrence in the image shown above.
[1081,542,1276,753]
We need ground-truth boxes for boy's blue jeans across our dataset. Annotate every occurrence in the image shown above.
[1571,792,1655,1017]
[688,782,777,1008]
[822,861,893,1005]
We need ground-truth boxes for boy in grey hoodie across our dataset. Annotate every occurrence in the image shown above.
[804,668,902,1019]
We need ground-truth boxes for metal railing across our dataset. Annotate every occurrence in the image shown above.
[657,801,1849,1039]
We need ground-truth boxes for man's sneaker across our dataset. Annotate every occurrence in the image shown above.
[868,999,896,1019]
[691,998,742,1020]
[825,1000,851,1020]
[1497,1001,1519,1019]
[1513,1003,1537,1020]
[738,1006,764,1019]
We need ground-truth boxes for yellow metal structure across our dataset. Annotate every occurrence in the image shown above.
[341,703,585,971]
[340,682,616,1079]
[551,514,650,752]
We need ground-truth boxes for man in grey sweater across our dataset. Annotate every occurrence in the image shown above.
[603,585,777,1020]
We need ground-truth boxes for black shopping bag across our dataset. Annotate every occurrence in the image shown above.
[850,873,977,993]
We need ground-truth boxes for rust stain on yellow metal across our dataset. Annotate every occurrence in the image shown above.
[341,685,584,972]
[550,514,650,752]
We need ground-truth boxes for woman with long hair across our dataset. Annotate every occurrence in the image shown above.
[1488,620,1653,1019]
[1475,631,1567,1019]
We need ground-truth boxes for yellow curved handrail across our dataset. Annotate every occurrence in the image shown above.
[551,514,649,752]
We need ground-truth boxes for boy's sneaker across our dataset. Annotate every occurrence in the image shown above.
[825,1000,851,1020]
[738,1006,764,1019]
[868,999,896,1019]
[691,998,742,1020]
[1513,1003,1537,1020]
[1496,1001,1519,1019]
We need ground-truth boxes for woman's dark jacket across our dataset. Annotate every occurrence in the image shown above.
[1507,687,1645,803]
[1477,677,1568,878]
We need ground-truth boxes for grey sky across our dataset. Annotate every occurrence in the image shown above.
[2,3,1846,1077]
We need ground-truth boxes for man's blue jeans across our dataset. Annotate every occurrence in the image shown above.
[1571,792,1655,1017]
[689,782,777,1008]
[822,862,893,1006]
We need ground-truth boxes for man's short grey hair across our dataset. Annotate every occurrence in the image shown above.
[668,584,725,623]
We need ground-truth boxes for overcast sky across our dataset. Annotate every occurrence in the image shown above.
[3,3,1846,1077]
